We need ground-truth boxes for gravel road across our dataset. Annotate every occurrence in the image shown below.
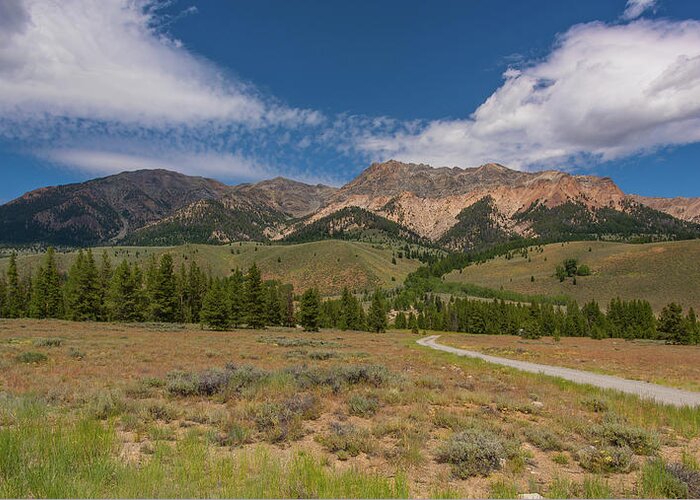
[417,335,700,408]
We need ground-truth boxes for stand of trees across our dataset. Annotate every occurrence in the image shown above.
[0,249,390,334]
[392,294,699,344]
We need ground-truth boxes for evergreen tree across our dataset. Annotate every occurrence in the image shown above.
[97,251,112,320]
[299,288,321,331]
[338,287,364,331]
[108,260,145,322]
[686,307,699,344]
[65,249,100,321]
[150,254,178,322]
[658,302,689,344]
[200,278,230,331]
[4,253,22,318]
[244,264,266,328]
[394,311,407,329]
[0,275,6,318]
[265,282,282,326]
[228,269,245,327]
[367,289,387,333]
[280,284,295,327]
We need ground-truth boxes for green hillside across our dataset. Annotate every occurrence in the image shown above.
[443,239,700,311]
[0,240,420,296]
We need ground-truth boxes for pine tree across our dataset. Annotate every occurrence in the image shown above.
[0,275,6,318]
[228,269,245,327]
[265,282,282,326]
[65,249,100,321]
[339,287,364,331]
[108,260,145,322]
[150,254,178,322]
[394,311,407,329]
[686,307,699,344]
[299,288,321,332]
[4,253,22,318]
[367,289,387,333]
[97,251,113,320]
[244,263,266,329]
[658,302,689,344]
[200,278,230,331]
[279,284,295,327]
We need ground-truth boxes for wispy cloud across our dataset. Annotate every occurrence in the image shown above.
[621,0,658,21]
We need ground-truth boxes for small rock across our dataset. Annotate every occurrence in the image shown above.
[518,494,543,499]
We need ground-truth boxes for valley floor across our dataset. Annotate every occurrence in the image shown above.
[1,319,699,498]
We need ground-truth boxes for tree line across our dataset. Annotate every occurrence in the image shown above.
[392,294,699,344]
[0,249,389,333]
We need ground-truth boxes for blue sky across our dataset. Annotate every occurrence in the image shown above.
[0,0,699,202]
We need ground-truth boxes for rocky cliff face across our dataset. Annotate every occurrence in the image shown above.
[309,160,628,240]
[630,195,700,224]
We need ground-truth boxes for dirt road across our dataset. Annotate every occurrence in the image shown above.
[417,335,700,408]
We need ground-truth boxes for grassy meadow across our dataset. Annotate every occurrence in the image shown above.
[1,319,699,498]
[0,240,420,296]
[443,240,700,312]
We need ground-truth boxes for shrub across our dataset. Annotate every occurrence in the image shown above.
[436,429,508,478]
[317,422,373,458]
[524,426,564,451]
[581,396,609,413]
[16,352,47,364]
[308,351,338,360]
[348,394,380,417]
[253,395,319,443]
[166,370,199,397]
[89,391,126,420]
[218,422,253,447]
[197,368,233,396]
[666,462,700,498]
[67,347,85,359]
[576,445,634,473]
[594,420,660,455]
[33,337,62,347]
[639,459,693,498]
[146,402,177,422]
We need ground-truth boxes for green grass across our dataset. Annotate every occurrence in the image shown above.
[0,398,409,498]
[0,240,420,296]
[444,239,700,311]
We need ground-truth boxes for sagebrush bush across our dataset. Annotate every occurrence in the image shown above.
[166,370,199,397]
[348,394,380,417]
[577,445,634,473]
[318,422,374,458]
[594,420,660,455]
[16,352,48,364]
[89,391,126,420]
[581,396,609,413]
[33,337,62,347]
[524,426,564,451]
[67,347,85,359]
[253,394,319,443]
[436,429,508,478]
[666,462,700,498]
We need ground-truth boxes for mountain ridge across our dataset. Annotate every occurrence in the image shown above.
[1,161,698,249]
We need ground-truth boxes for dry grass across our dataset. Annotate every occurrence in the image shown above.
[444,240,700,312]
[1,319,699,498]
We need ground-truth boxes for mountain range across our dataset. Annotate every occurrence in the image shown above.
[1,160,699,250]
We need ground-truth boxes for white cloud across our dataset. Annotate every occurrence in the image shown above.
[360,19,700,170]
[0,0,318,128]
[44,148,271,181]
[621,0,658,21]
